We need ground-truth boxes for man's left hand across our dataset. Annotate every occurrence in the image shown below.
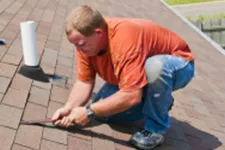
[58,107,89,128]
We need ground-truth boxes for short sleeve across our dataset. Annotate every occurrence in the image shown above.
[75,50,96,81]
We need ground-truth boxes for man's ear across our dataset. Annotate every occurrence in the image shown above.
[94,28,103,37]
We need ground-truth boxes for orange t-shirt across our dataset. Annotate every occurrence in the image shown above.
[75,18,195,92]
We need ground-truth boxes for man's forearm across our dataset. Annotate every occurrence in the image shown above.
[64,80,94,110]
[90,89,142,117]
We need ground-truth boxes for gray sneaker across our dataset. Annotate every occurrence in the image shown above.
[129,129,164,150]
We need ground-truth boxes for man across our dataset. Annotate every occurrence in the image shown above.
[52,5,195,150]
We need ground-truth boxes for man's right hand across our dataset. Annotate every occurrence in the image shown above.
[52,107,71,126]
[51,79,94,127]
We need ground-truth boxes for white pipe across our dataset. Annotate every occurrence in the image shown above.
[20,21,39,66]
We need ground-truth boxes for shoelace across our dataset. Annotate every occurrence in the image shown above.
[140,130,152,136]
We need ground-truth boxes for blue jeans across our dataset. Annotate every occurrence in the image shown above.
[92,55,194,134]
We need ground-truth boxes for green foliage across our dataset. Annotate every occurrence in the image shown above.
[187,13,225,21]
[164,0,214,5]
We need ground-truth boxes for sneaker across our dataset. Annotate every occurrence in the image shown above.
[129,129,164,150]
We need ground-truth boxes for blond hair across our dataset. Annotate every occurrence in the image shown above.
[65,5,106,36]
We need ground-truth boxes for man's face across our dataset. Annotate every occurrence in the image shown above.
[68,29,104,57]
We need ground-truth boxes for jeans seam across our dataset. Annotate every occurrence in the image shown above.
[159,76,170,88]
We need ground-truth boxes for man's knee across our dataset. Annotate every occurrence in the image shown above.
[144,57,164,84]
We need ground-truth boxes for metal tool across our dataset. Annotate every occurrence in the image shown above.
[20,118,54,125]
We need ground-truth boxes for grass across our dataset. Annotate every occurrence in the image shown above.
[164,0,214,5]
[187,13,225,21]
[198,13,225,20]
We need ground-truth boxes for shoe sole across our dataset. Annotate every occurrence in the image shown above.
[129,138,164,150]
